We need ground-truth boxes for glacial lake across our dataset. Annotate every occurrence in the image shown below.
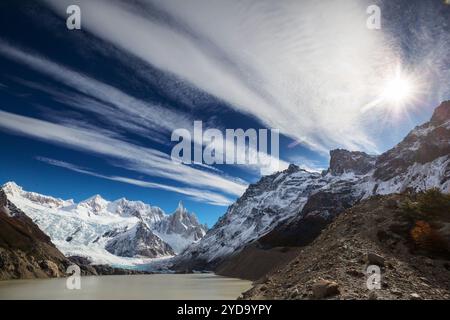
[0,274,252,300]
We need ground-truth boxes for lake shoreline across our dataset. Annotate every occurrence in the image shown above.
[0,273,252,300]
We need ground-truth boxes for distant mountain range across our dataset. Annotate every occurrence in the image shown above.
[2,182,207,266]
[173,101,450,277]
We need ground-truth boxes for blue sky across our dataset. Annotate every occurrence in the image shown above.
[0,0,449,227]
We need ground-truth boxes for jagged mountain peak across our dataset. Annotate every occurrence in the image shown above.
[2,181,23,194]
[78,194,109,214]
[172,201,199,224]
[171,202,204,230]
[328,149,377,176]
[286,164,301,173]
[431,100,450,125]
[82,194,108,204]
[372,102,450,187]
[153,202,207,253]
[175,200,186,214]
[105,221,175,258]
[2,182,73,209]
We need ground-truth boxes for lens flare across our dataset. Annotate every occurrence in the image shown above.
[361,64,420,117]
[382,67,415,106]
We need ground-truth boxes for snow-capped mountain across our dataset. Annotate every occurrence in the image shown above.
[1,183,207,266]
[174,164,363,269]
[154,201,207,253]
[175,101,450,270]
[105,222,175,258]
[359,101,450,195]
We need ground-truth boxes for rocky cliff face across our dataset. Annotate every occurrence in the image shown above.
[174,101,450,274]
[0,189,70,280]
[328,149,377,176]
[373,101,450,184]
[259,180,359,248]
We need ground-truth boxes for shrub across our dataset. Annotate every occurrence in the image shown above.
[401,189,450,257]
[410,220,448,255]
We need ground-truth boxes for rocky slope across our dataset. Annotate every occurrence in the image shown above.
[0,189,69,280]
[172,166,364,271]
[2,183,207,266]
[243,193,450,300]
[173,101,450,276]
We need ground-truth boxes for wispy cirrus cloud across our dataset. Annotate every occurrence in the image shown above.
[35,156,234,206]
[44,0,399,154]
[0,110,247,200]
[10,78,162,141]
[0,41,287,175]
[0,40,191,141]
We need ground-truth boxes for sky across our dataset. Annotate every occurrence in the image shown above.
[0,0,449,227]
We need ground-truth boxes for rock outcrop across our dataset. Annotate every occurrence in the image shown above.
[328,149,377,176]
[0,189,70,280]
[373,101,450,183]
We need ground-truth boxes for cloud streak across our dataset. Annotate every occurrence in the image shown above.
[0,41,286,175]
[35,157,234,206]
[0,40,191,140]
[0,110,247,200]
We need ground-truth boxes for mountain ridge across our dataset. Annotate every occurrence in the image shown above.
[173,101,450,277]
[2,182,207,266]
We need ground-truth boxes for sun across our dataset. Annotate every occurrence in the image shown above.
[381,66,415,106]
[383,76,413,104]
[360,64,420,116]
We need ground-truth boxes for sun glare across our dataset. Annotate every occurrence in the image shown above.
[381,66,415,107]
[361,64,421,117]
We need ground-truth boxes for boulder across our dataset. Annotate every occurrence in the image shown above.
[366,252,385,266]
[312,280,340,299]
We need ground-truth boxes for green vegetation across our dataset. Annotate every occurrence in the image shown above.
[400,188,450,222]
